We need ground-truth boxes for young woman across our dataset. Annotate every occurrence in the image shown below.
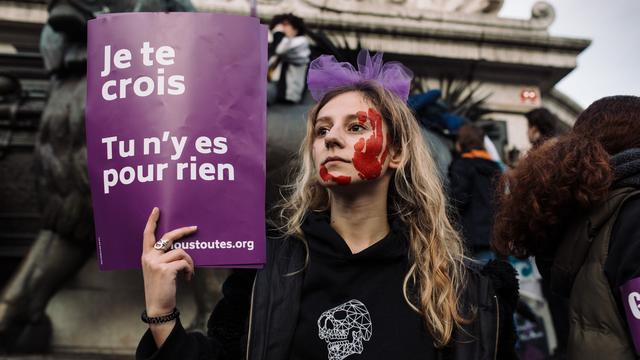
[493,96,640,359]
[137,51,517,360]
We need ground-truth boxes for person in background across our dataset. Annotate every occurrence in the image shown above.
[267,13,310,105]
[448,124,502,261]
[525,107,560,149]
[493,96,640,359]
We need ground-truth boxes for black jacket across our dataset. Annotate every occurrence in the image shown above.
[448,157,502,251]
[137,235,518,360]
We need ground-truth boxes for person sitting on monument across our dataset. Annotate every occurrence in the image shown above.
[267,13,310,105]
[136,50,518,360]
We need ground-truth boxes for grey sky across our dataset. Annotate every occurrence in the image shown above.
[499,0,640,108]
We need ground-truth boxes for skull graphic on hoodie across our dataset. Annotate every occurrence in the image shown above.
[317,299,373,360]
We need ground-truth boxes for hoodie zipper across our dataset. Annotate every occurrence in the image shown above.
[493,295,499,360]
[245,276,257,360]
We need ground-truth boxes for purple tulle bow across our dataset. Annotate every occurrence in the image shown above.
[307,49,414,102]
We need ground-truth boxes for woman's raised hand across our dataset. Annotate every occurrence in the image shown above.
[141,207,197,317]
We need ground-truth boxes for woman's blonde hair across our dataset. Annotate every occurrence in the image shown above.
[276,81,467,347]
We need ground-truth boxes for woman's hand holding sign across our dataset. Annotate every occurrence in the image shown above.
[141,207,197,346]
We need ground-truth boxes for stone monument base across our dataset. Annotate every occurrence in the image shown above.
[30,256,199,357]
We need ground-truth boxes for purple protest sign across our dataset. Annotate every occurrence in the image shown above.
[620,277,640,354]
[86,13,267,270]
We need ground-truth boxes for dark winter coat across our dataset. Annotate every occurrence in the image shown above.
[136,230,518,360]
[534,148,640,358]
[448,157,502,252]
[537,187,640,359]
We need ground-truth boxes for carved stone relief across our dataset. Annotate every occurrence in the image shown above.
[263,0,503,14]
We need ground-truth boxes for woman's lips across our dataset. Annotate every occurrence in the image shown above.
[322,157,350,165]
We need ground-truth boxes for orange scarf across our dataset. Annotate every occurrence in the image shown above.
[461,149,493,161]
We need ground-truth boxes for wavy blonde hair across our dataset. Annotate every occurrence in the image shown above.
[276,82,467,347]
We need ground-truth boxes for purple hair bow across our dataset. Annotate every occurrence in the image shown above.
[307,49,414,102]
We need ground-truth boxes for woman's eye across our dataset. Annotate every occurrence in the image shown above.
[350,124,366,132]
[316,127,329,136]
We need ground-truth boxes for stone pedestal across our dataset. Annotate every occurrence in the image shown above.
[43,256,199,356]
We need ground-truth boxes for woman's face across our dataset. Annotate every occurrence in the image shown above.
[312,91,397,186]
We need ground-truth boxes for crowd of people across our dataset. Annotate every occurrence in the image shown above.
[135,14,640,360]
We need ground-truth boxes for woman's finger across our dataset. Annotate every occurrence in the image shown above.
[165,259,194,278]
[159,249,194,270]
[155,225,198,251]
[142,207,160,252]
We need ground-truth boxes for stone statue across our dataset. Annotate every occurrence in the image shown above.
[0,0,222,353]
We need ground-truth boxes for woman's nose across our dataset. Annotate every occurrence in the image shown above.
[324,127,345,149]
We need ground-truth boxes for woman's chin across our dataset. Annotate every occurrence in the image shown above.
[317,167,354,186]
[320,176,353,186]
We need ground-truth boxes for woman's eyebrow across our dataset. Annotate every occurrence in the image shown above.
[316,113,362,125]
[315,116,332,126]
[344,114,360,122]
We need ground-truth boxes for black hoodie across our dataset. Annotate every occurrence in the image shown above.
[448,157,502,252]
[289,212,437,360]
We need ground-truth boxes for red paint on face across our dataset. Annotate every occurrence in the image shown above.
[320,165,352,185]
[352,108,389,180]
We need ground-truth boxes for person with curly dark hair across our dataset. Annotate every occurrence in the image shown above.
[493,95,640,359]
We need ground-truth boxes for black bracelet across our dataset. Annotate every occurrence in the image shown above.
[141,308,180,324]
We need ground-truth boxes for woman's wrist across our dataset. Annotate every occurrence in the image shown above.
[145,305,176,317]
[141,307,180,324]
[149,319,177,330]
